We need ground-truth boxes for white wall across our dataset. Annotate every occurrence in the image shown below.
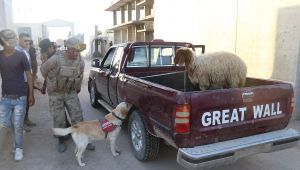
[0,0,13,30]
[154,0,300,82]
[13,23,43,45]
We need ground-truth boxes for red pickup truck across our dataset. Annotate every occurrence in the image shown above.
[88,41,300,169]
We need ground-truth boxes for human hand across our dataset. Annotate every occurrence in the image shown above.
[28,95,35,106]
[41,86,46,95]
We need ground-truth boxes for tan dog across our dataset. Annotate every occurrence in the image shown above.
[52,102,132,166]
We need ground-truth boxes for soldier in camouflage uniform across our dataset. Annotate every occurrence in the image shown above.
[40,35,95,152]
[38,38,56,94]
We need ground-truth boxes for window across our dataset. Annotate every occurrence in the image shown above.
[150,47,174,66]
[102,48,116,68]
[127,47,148,67]
[111,47,124,75]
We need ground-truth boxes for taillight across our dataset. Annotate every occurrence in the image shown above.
[290,95,294,114]
[174,104,190,133]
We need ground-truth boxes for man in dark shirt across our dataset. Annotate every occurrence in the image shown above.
[0,29,35,161]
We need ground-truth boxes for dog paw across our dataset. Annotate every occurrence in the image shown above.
[112,152,120,157]
[79,162,86,167]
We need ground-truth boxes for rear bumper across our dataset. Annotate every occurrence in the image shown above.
[177,128,300,170]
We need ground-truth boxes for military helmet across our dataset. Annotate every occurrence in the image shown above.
[0,29,18,47]
[65,34,86,51]
[39,38,56,53]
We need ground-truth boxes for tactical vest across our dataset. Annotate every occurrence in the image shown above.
[47,53,83,93]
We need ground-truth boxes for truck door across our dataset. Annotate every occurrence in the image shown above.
[108,46,124,106]
[96,47,116,104]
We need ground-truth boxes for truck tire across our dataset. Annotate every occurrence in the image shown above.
[89,80,100,108]
[128,110,160,161]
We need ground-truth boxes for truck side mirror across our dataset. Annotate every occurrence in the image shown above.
[91,58,100,68]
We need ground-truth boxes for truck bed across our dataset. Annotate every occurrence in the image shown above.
[140,71,284,92]
[124,71,294,147]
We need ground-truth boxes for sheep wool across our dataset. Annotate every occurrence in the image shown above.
[175,47,247,91]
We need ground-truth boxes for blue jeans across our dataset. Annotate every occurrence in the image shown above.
[0,96,27,149]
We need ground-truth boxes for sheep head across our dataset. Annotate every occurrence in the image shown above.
[175,47,194,66]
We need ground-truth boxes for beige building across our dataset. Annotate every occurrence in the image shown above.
[105,0,154,44]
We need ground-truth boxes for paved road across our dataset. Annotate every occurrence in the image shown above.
[0,58,300,170]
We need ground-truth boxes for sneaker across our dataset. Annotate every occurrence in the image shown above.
[86,143,95,151]
[15,148,23,161]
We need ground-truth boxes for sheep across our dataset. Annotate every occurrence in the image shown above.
[174,47,247,91]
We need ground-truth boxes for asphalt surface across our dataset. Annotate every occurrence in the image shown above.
[0,58,300,170]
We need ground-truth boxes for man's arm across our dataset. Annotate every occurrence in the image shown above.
[40,54,57,78]
[80,58,85,74]
[26,70,35,106]
[76,58,85,93]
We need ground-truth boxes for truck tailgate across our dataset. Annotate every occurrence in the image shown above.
[189,84,293,146]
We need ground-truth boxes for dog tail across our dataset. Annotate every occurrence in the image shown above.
[52,127,73,136]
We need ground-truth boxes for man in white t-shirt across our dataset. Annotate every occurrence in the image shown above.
[16,33,36,130]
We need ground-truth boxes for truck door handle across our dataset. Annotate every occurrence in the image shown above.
[139,83,150,89]
[104,70,110,76]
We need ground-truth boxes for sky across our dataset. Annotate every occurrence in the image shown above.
[12,0,114,39]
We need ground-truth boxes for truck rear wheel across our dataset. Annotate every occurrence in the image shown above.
[89,80,100,108]
[128,111,160,161]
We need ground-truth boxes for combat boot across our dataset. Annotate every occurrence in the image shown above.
[57,137,66,152]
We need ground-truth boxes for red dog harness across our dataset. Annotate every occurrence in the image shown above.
[100,119,117,133]
[100,111,124,139]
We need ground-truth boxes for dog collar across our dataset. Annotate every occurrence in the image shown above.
[112,111,124,121]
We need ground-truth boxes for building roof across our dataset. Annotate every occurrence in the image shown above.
[105,0,133,11]
[105,0,153,11]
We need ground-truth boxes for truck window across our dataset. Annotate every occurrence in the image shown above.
[111,46,124,75]
[102,47,116,68]
[150,47,174,66]
[127,47,148,67]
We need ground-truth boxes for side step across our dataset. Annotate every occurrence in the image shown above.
[97,99,113,112]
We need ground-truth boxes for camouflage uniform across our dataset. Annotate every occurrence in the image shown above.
[40,52,49,64]
[40,51,84,128]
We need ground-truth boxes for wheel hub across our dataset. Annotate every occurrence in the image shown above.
[90,86,95,102]
[131,120,143,151]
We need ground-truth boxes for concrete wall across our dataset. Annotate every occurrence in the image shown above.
[0,0,13,30]
[13,23,43,45]
[154,0,300,83]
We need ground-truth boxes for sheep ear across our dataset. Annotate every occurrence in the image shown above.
[174,50,181,64]
[184,48,194,65]
[174,54,179,64]
[175,48,186,65]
